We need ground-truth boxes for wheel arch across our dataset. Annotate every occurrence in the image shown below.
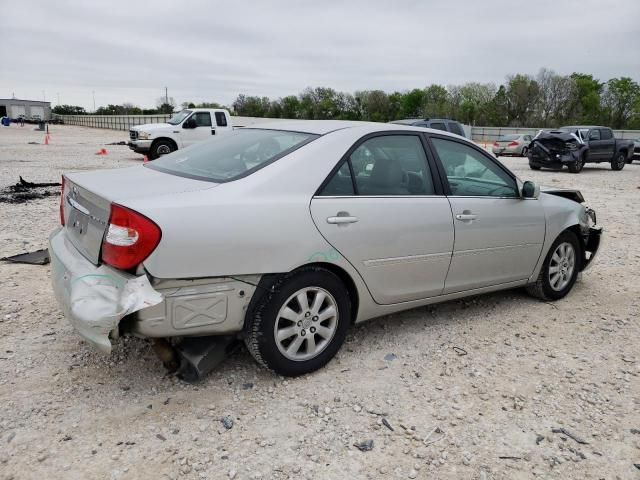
[244,262,360,329]
[151,137,178,152]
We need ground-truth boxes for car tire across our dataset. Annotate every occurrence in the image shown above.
[521,147,528,157]
[526,230,581,301]
[611,152,626,170]
[149,139,175,160]
[244,267,351,377]
[567,154,584,173]
[529,163,541,170]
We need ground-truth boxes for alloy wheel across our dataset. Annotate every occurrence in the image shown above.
[548,242,576,291]
[274,287,339,361]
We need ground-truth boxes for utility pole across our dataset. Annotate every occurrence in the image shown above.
[57,92,60,105]
[92,91,96,113]
[165,86,168,105]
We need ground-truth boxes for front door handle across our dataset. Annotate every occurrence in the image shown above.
[327,213,358,224]
[455,211,478,222]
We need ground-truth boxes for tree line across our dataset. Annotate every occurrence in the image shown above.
[53,69,640,129]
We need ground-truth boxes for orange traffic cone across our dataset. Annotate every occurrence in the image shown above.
[95,148,108,155]
[44,135,49,145]
[143,155,149,163]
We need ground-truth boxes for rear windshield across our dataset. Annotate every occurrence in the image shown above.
[498,134,520,141]
[147,129,318,182]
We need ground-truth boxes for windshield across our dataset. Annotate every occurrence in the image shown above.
[147,129,318,182]
[167,110,192,125]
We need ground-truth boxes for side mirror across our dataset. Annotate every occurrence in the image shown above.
[183,118,196,129]
[522,180,540,199]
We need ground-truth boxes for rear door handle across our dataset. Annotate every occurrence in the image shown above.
[327,215,358,224]
[455,212,478,221]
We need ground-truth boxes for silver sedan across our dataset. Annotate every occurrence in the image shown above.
[50,121,602,377]
[492,134,533,157]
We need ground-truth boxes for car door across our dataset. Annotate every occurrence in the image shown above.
[599,128,615,160]
[181,112,214,147]
[310,133,454,305]
[427,135,545,293]
[586,128,604,161]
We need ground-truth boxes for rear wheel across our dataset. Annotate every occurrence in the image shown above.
[529,163,541,170]
[611,152,626,170]
[526,231,581,301]
[244,267,351,376]
[149,139,175,160]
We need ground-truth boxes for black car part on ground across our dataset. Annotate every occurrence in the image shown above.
[527,131,588,169]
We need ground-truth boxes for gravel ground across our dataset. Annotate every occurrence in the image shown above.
[0,125,639,480]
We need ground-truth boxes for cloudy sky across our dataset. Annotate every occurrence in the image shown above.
[1,0,638,110]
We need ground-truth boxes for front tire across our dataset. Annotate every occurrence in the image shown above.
[149,139,175,160]
[529,163,541,170]
[526,231,581,301]
[568,154,584,173]
[611,152,626,170]
[244,267,351,376]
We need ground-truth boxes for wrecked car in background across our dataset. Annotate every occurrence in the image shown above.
[50,121,602,380]
[528,125,634,173]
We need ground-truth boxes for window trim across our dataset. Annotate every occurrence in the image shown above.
[314,131,446,197]
[424,133,520,198]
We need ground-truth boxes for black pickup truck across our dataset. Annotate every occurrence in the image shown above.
[527,125,634,173]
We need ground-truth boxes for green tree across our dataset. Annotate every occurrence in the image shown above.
[400,89,425,118]
[602,77,640,128]
[280,95,300,119]
[52,105,86,115]
[423,85,449,118]
[506,74,540,126]
[569,73,603,124]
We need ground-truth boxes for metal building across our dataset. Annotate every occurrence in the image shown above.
[0,98,51,121]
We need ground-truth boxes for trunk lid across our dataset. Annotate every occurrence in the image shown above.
[63,165,217,265]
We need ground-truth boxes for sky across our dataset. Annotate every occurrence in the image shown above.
[1,0,639,111]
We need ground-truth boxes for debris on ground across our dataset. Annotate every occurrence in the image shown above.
[0,176,61,204]
[221,416,234,430]
[1,248,50,265]
[353,439,374,452]
[551,427,588,445]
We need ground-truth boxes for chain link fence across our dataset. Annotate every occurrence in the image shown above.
[52,114,172,131]
[471,126,640,142]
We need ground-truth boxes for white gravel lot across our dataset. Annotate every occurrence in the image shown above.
[0,125,639,480]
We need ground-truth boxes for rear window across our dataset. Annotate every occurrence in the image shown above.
[429,122,447,131]
[147,129,317,182]
[448,122,465,137]
[498,134,520,141]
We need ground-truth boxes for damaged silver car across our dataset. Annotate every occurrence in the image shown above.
[50,121,603,378]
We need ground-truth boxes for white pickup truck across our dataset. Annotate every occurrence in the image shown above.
[128,108,233,159]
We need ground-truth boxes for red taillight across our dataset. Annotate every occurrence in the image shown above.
[493,141,499,146]
[508,141,519,147]
[101,204,161,270]
[60,176,65,225]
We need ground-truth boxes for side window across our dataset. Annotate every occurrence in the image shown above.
[429,122,447,132]
[215,112,228,127]
[351,135,434,195]
[319,135,435,196]
[319,162,354,196]
[600,128,612,140]
[524,135,532,142]
[431,137,518,198]
[588,129,601,141]
[193,112,212,127]
[448,122,465,137]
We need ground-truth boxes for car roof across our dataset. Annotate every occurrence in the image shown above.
[560,125,608,130]
[244,119,465,138]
